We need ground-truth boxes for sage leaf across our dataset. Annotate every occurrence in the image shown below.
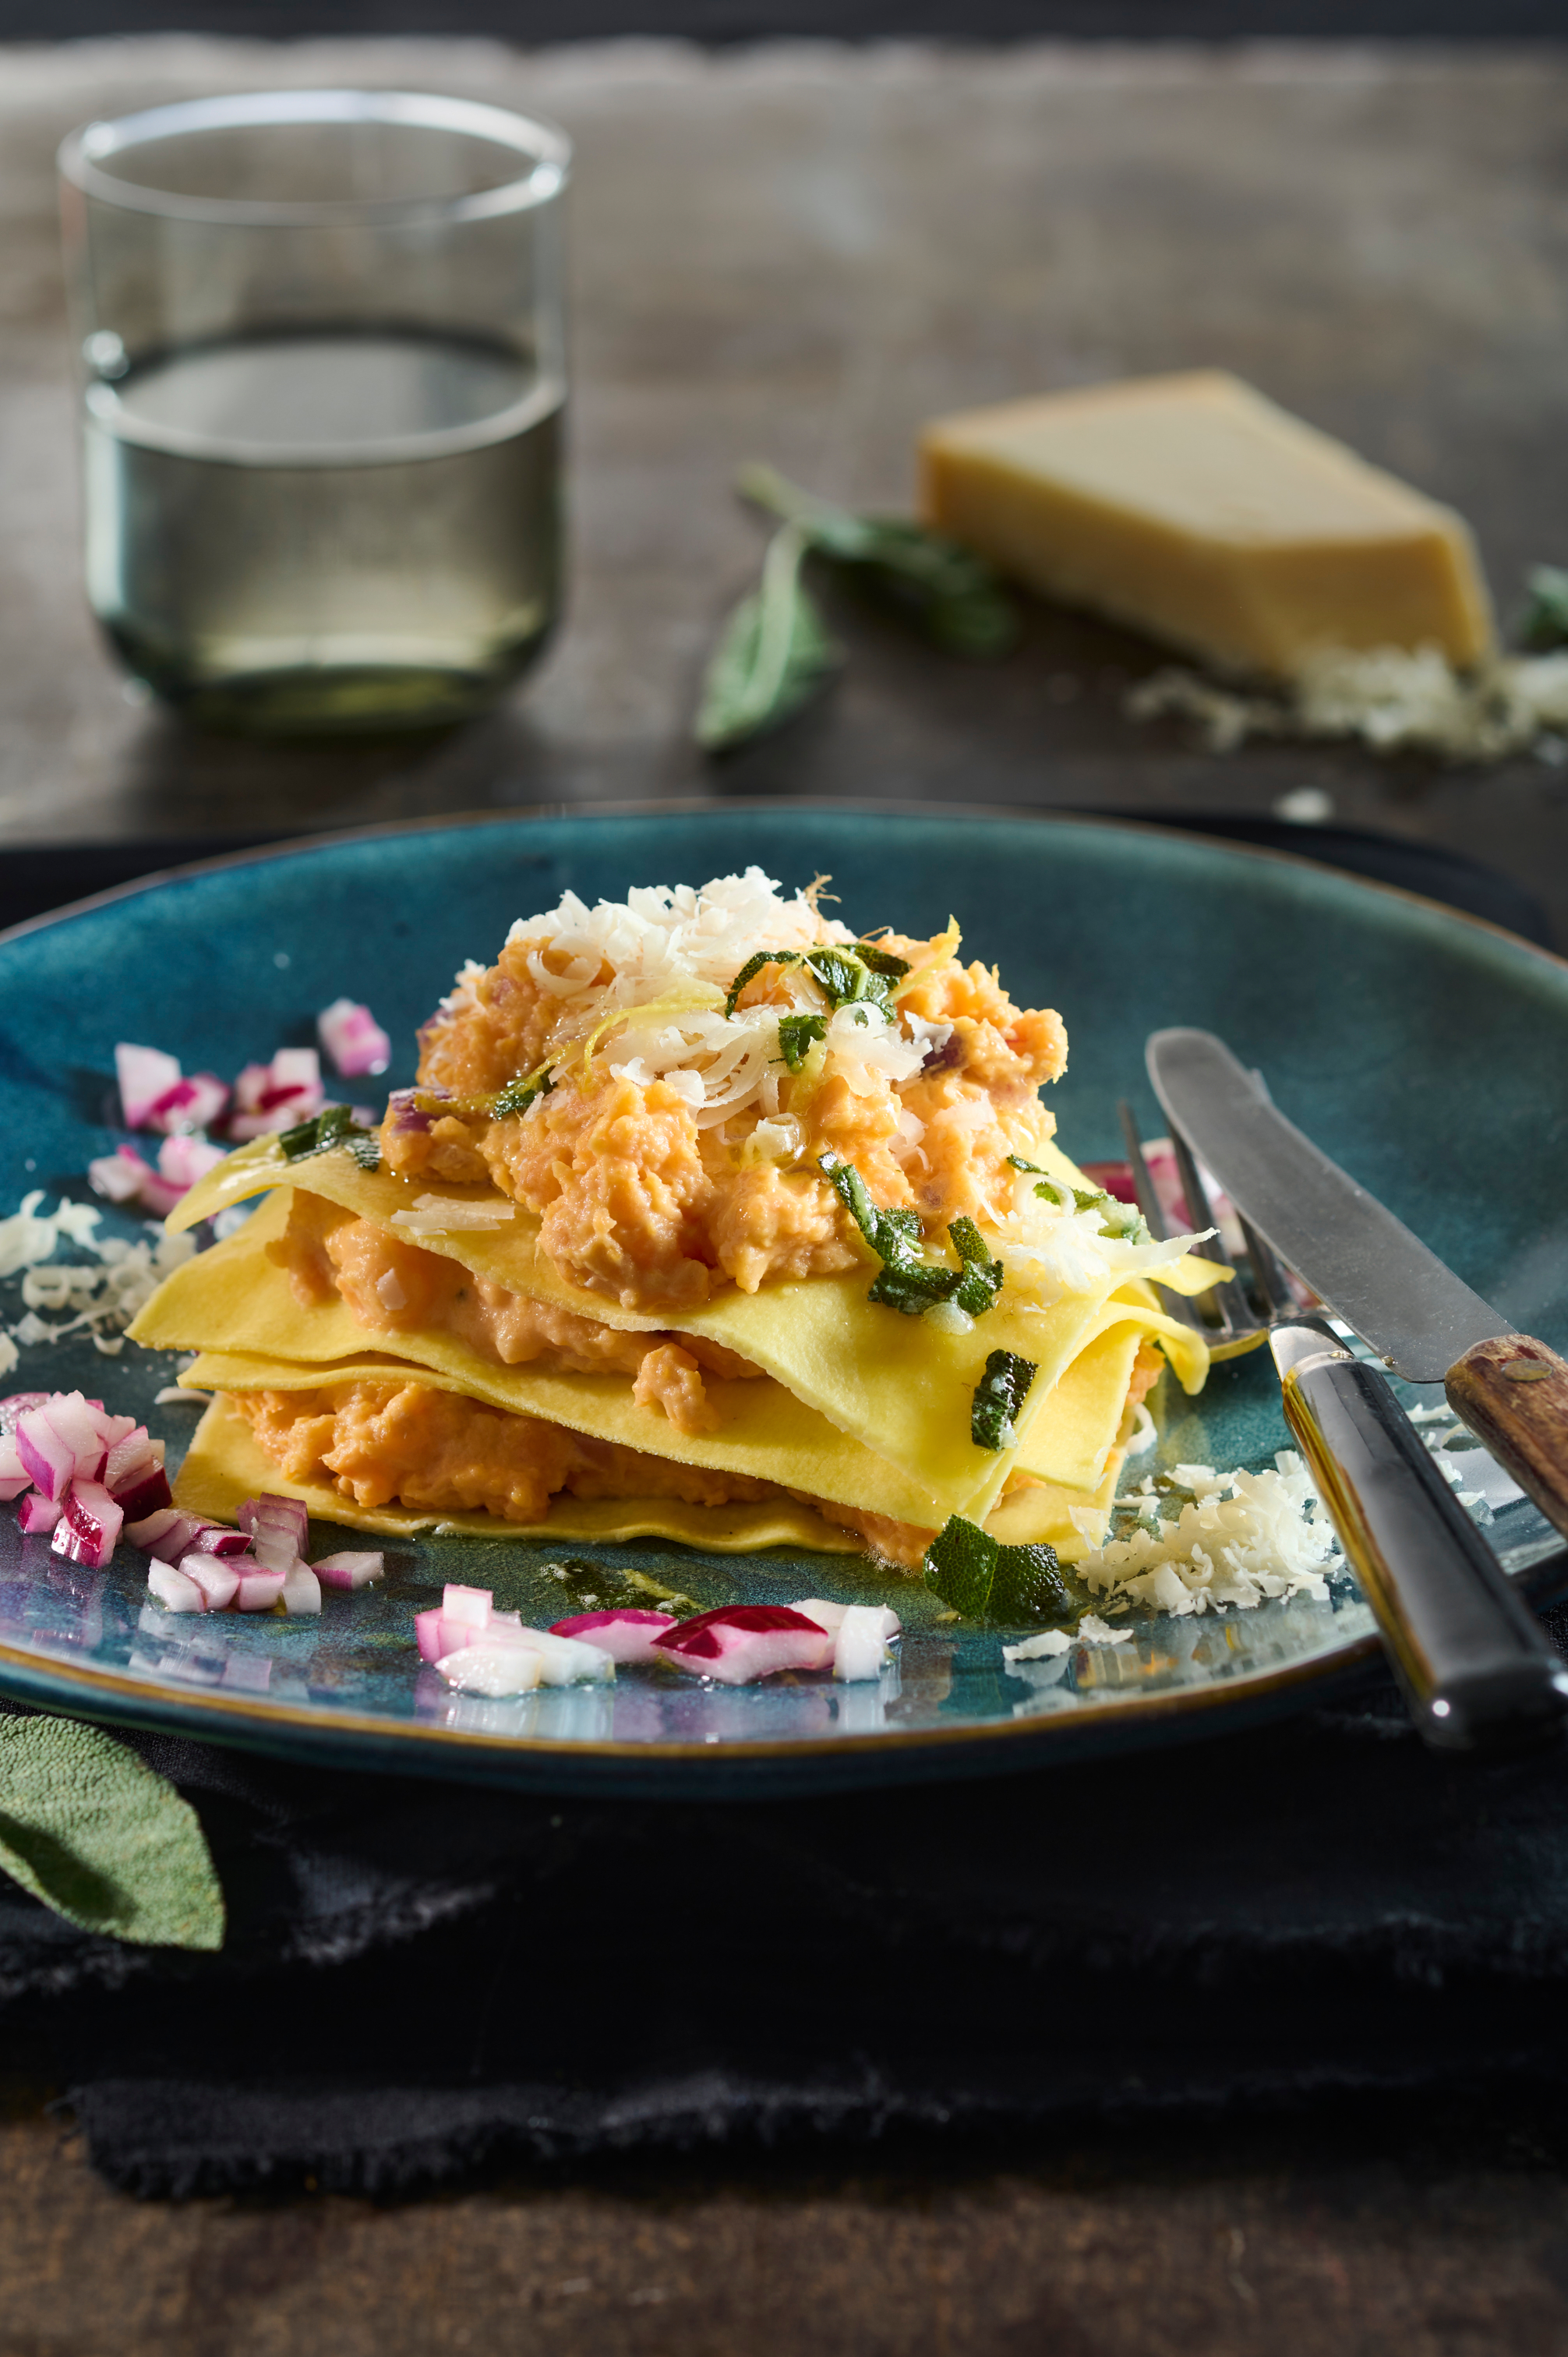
[0,1716,224,1949]
[696,525,838,751]
[738,463,1021,658]
[1517,564,1568,652]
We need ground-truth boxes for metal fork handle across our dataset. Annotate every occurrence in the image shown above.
[1274,1324,1568,1751]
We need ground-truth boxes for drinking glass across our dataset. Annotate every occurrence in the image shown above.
[58,90,570,734]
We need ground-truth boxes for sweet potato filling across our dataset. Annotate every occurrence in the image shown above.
[226,1378,1019,1570]
[268,1191,761,1438]
[380,924,1068,1313]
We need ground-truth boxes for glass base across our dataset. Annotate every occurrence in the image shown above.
[106,631,554,737]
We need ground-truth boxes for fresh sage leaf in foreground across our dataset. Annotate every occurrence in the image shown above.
[696,525,839,751]
[738,462,1021,658]
[0,1716,224,1949]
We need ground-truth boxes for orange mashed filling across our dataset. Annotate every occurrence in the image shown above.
[228,1338,1164,1574]
[268,1191,762,1439]
[379,928,1068,1314]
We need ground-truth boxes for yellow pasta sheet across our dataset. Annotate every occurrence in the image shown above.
[138,1200,1195,1517]
[157,1136,1220,1518]
[175,1395,1122,1565]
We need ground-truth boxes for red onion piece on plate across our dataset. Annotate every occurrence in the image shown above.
[178,1554,241,1611]
[550,1608,676,1663]
[651,1605,834,1684]
[234,1567,288,1612]
[18,1493,62,1535]
[51,1479,123,1569]
[148,1562,205,1613]
[313,1551,384,1590]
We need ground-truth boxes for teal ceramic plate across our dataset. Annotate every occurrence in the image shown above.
[0,805,1563,1795]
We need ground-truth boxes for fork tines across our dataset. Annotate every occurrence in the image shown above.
[1117,1098,1274,1360]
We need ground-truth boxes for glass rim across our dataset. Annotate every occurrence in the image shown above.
[57,88,571,228]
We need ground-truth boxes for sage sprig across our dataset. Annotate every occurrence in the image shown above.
[694,465,1022,753]
[695,525,839,751]
[738,463,1021,658]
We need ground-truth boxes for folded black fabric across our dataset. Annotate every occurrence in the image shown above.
[4,1596,1568,2200]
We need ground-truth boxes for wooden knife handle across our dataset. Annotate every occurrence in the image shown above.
[1446,1337,1568,1543]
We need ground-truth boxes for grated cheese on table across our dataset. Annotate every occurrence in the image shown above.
[1126,644,1568,765]
[0,1191,197,1362]
[1075,1450,1340,1617]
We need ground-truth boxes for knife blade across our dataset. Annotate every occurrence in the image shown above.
[1147,1028,1505,1383]
[1148,1026,1568,1751]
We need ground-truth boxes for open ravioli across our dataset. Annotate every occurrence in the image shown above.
[135,869,1227,1569]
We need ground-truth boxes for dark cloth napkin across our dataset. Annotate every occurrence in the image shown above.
[5,1622,1568,2201]
[2,815,1560,2200]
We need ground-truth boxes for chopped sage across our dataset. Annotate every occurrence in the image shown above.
[923,1515,1065,1620]
[279,1104,380,1171]
[777,1013,828,1071]
[1005,1154,1149,1241]
[493,1065,554,1121]
[820,1156,1004,1322]
[725,941,906,1022]
[971,1349,1037,1451]
[696,525,838,752]
[948,1217,1005,1317]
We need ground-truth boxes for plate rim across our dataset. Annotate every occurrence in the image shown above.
[0,797,1556,1776]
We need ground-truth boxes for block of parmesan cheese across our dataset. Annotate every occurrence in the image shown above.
[918,370,1493,680]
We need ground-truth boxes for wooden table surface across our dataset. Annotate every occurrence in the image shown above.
[5,36,1568,2349]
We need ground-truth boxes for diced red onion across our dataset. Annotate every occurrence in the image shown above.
[281,1564,322,1616]
[178,1554,240,1611]
[833,1605,898,1683]
[506,1627,613,1685]
[88,1146,154,1207]
[229,1050,323,1138]
[18,1493,62,1535]
[51,1479,124,1570]
[111,1465,173,1522]
[0,1393,51,1434]
[44,1393,111,1482]
[318,998,391,1079]
[0,1475,28,1504]
[550,1608,676,1664]
[435,1643,542,1698]
[148,1562,204,1613]
[443,1583,492,1629]
[157,1133,228,1191]
[651,1604,835,1685]
[115,1043,182,1130]
[387,1087,436,1136]
[312,1551,384,1590]
[15,1407,78,1502]
[234,1567,287,1612]
[415,1607,448,1663]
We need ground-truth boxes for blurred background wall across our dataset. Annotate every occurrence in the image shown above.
[5,0,1566,40]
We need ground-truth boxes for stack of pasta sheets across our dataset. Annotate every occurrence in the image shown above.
[131,1135,1219,1563]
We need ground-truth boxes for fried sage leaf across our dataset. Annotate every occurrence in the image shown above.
[923,1515,1066,1620]
[737,463,1021,658]
[696,525,839,752]
[492,1065,555,1121]
[777,1013,828,1071]
[971,1348,1037,1451]
[279,1103,380,1171]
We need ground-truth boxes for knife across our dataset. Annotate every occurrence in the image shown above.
[1148,1026,1568,1751]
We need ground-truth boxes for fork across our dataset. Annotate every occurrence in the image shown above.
[1116,1099,1568,1752]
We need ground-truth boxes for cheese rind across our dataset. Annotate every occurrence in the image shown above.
[918,370,1494,680]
